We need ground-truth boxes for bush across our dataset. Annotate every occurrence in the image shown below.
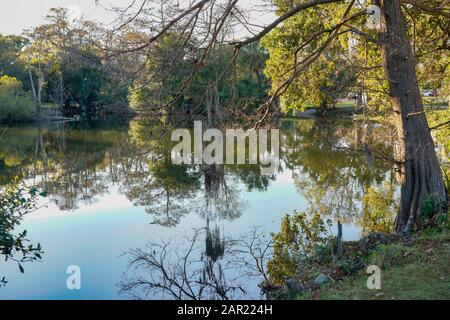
[267,210,331,284]
[0,76,35,122]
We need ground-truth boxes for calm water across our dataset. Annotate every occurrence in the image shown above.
[0,117,394,300]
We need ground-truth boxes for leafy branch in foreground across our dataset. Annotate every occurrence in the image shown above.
[0,179,46,287]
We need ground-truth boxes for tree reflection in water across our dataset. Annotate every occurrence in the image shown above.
[280,118,398,233]
[205,224,225,262]
[0,117,403,294]
[119,227,272,300]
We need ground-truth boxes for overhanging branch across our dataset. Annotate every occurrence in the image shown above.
[235,0,344,49]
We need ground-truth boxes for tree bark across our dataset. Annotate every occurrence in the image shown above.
[59,72,64,107]
[28,69,38,106]
[376,0,447,233]
[37,60,43,112]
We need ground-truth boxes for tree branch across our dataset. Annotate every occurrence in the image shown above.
[235,0,344,49]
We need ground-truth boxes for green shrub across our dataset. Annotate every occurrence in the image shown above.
[267,210,331,284]
[0,76,35,122]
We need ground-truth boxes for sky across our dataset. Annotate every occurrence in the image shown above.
[0,0,127,35]
[0,0,274,36]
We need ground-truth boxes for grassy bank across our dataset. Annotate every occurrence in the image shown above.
[298,229,450,300]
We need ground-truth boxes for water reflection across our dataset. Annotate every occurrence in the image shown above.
[0,117,397,296]
[119,227,272,300]
[1,118,395,223]
[280,118,395,225]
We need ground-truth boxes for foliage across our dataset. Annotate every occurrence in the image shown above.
[261,1,358,113]
[19,8,130,111]
[0,34,29,90]
[267,210,330,285]
[360,182,396,235]
[62,47,105,107]
[420,194,448,229]
[429,111,450,153]
[261,1,449,116]
[0,76,35,122]
[407,10,450,98]
[129,33,269,118]
[422,108,449,227]
[428,110,450,192]
[0,179,46,286]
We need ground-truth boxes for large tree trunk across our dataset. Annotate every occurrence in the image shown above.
[376,0,447,233]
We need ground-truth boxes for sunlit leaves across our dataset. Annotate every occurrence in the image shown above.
[261,1,358,112]
[267,210,330,285]
[360,181,396,235]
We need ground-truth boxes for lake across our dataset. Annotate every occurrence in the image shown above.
[0,117,395,300]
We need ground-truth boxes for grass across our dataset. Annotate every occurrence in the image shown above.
[298,229,450,300]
